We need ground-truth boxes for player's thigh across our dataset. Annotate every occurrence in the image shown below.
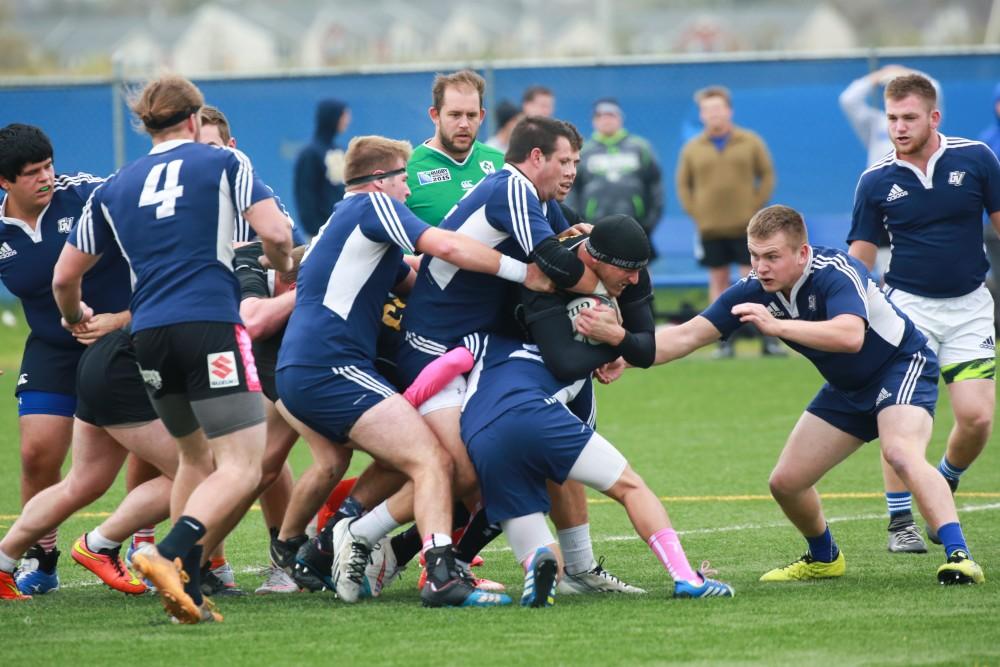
[945,378,995,426]
[772,412,863,490]
[106,419,179,478]
[18,412,74,457]
[876,404,933,459]
[274,398,351,472]
[423,406,475,475]
[349,394,446,477]
[63,419,129,496]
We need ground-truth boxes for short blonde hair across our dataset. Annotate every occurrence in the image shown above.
[199,105,232,144]
[344,136,412,185]
[129,74,204,136]
[432,70,485,111]
[747,205,808,247]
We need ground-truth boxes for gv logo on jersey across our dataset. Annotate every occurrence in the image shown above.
[808,294,817,312]
[57,217,74,233]
[948,171,966,187]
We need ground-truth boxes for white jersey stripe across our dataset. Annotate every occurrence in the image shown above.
[333,365,395,398]
[370,192,414,254]
[405,331,448,356]
[813,256,869,318]
[899,351,926,405]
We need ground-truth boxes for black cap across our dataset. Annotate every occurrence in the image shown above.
[585,214,651,270]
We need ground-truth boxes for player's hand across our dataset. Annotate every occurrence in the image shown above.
[731,302,783,337]
[72,310,130,345]
[575,305,625,345]
[557,223,593,239]
[260,244,306,284]
[523,263,555,293]
[595,357,626,384]
[61,301,94,334]
[873,64,910,85]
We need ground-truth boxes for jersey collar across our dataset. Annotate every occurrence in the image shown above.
[892,132,947,188]
[0,193,49,244]
[149,139,193,155]
[774,245,814,318]
[420,140,476,167]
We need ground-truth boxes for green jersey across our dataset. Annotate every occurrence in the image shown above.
[405,141,505,225]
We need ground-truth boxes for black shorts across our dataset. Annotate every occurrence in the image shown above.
[16,334,83,397]
[697,235,751,269]
[133,321,262,401]
[75,328,158,427]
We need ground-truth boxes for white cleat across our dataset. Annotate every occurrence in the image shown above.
[332,520,372,603]
[255,565,300,594]
[557,557,646,594]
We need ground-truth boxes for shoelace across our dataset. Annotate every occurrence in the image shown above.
[346,543,371,585]
[107,549,129,578]
[894,528,924,545]
[698,560,719,579]
[590,556,623,584]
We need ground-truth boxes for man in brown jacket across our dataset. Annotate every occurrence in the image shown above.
[676,85,781,357]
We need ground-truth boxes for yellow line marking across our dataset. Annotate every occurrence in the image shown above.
[3,493,999,520]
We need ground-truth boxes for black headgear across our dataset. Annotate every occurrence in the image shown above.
[585,214,651,270]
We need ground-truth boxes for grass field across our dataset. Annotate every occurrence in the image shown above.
[0,305,998,666]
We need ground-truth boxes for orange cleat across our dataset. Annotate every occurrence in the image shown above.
[130,544,200,623]
[0,571,30,601]
[71,535,147,595]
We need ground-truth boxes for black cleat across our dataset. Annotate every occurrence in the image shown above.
[292,538,334,592]
[270,533,308,573]
[419,546,510,608]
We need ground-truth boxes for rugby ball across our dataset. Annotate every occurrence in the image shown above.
[566,294,620,345]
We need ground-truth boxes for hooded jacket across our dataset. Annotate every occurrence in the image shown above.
[978,83,1000,158]
[294,99,348,235]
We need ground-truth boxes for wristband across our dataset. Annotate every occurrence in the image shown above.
[497,255,528,284]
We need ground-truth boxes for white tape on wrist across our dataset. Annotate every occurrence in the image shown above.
[497,255,528,283]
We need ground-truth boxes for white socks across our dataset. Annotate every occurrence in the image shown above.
[558,523,595,575]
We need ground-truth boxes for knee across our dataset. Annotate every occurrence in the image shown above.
[19,443,63,478]
[880,443,915,476]
[768,467,800,499]
[955,408,993,440]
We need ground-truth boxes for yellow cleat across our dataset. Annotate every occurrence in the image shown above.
[759,552,846,582]
[937,551,985,585]
[130,544,200,624]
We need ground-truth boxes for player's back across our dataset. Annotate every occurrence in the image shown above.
[91,140,248,330]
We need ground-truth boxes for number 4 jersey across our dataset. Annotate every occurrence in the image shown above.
[71,139,277,332]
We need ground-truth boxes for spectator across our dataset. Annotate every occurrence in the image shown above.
[676,85,778,358]
[979,83,1000,329]
[521,85,555,117]
[485,99,522,152]
[571,98,663,257]
[293,99,351,237]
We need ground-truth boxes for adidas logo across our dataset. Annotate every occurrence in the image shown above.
[981,336,995,351]
[767,302,785,318]
[876,387,892,407]
[886,184,908,202]
[0,242,16,260]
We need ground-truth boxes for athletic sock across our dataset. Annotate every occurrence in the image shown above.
[453,508,503,565]
[330,495,365,528]
[885,492,913,523]
[938,456,966,490]
[133,526,156,545]
[85,529,121,552]
[421,533,452,560]
[647,528,699,583]
[451,501,472,542]
[38,528,58,554]
[936,522,970,559]
[390,525,422,566]
[0,548,17,573]
[348,502,400,544]
[182,545,204,606]
[157,515,206,562]
[805,525,839,563]
[558,523,595,575]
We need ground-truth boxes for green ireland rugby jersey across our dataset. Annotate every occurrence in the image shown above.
[405,141,505,225]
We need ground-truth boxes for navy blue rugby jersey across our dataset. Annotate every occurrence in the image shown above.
[460,332,595,444]
[702,246,927,392]
[402,165,570,343]
[849,134,1000,298]
[1,173,130,347]
[71,140,274,332]
[277,192,425,368]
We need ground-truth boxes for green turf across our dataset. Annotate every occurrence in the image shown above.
[0,306,998,666]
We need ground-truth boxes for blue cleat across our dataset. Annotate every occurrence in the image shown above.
[15,546,60,595]
[520,547,558,608]
[125,540,155,591]
[673,571,734,599]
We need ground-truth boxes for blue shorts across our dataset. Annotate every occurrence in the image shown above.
[276,363,397,443]
[16,334,83,397]
[17,391,76,418]
[394,330,454,387]
[464,399,593,524]
[806,348,939,443]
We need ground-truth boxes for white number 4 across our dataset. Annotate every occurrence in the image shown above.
[139,159,184,219]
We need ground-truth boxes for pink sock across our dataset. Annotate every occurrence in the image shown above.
[648,528,700,583]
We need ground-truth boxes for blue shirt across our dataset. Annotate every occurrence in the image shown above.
[702,246,928,392]
[277,191,426,368]
[849,134,1000,298]
[71,140,273,332]
[1,174,131,348]
[402,164,569,343]
[460,333,595,443]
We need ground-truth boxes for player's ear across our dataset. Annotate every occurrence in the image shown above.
[429,106,440,123]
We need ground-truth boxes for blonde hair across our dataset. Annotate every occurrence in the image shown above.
[747,205,807,247]
[344,136,413,185]
[199,105,231,144]
[431,70,485,111]
[129,74,204,136]
[885,73,937,110]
